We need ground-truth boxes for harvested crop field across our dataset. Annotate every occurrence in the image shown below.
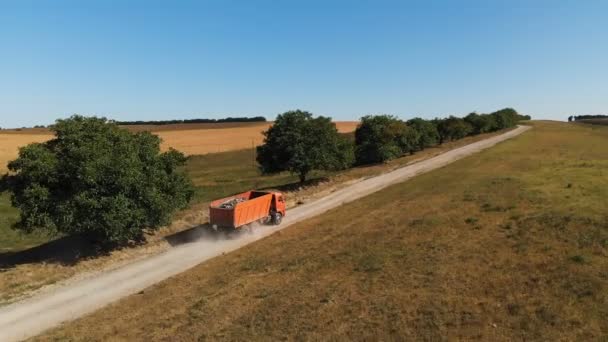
[0,134,54,173]
[0,121,359,170]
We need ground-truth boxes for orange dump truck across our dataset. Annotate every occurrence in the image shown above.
[209,190,286,229]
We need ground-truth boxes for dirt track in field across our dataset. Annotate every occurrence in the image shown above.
[0,125,530,341]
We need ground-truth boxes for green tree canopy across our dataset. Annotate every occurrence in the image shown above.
[0,116,194,246]
[491,108,519,129]
[435,116,473,144]
[464,112,496,135]
[354,115,420,164]
[406,117,439,150]
[256,110,354,183]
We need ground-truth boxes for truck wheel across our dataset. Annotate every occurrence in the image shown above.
[273,212,283,225]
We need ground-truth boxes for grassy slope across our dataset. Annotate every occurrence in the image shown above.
[36,121,608,340]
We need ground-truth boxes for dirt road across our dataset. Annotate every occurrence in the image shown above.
[0,125,530,341]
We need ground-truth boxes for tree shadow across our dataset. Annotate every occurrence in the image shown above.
[0,222,252,270]
[259,176,330,192]
[0,235,113,270]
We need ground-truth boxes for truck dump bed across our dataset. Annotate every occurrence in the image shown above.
[209,191,273,228]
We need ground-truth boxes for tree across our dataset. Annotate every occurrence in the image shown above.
[0,115,194,246]
[435,116,473,144]
[407,117,439,150]
[396,124,421,155]
[354,115,419,164]
[491,108,518,129]
[256,110,354,183]
[464,112,495,135]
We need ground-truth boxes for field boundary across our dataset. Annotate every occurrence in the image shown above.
[0,125,531,342]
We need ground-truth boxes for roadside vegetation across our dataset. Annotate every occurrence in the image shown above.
[36,121,607,341]
[353,108,526,165]
[257,107,528,179]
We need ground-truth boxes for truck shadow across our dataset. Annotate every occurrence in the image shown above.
[164,223,217,247]
[259,176,330,192]
[164,223,249,247]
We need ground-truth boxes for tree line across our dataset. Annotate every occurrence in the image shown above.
[116,116,266,125]
[568,115,608,122]
[257,108,529,182]
[1,108,527,248]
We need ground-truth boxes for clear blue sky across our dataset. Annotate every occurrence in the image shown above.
[1,0,606,127]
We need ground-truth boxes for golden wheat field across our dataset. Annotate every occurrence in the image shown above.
[0,122,359,171]
[0,134,54,172]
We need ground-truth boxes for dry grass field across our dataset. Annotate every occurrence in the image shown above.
[0,121,358,171]
[34,121,607,341]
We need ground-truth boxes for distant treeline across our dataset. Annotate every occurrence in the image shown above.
[115,116,267,125]
[569,115,608,121]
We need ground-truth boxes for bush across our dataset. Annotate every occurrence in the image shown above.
[256,110,354,183]
[0,115,194,246]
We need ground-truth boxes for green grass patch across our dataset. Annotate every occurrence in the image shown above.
[0,193,51,252]
[184,149,304,203]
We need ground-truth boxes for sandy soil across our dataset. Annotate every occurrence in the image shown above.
[0,126,530,341]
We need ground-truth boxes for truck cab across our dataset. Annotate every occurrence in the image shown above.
[271,192,286,224]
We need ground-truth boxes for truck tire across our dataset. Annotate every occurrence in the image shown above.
[273,212,283,225]
[258,216,271,225]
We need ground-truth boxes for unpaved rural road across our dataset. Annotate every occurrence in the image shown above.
[0,125,530,341]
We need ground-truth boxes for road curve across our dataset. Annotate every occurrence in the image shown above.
[0,125,531,341]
